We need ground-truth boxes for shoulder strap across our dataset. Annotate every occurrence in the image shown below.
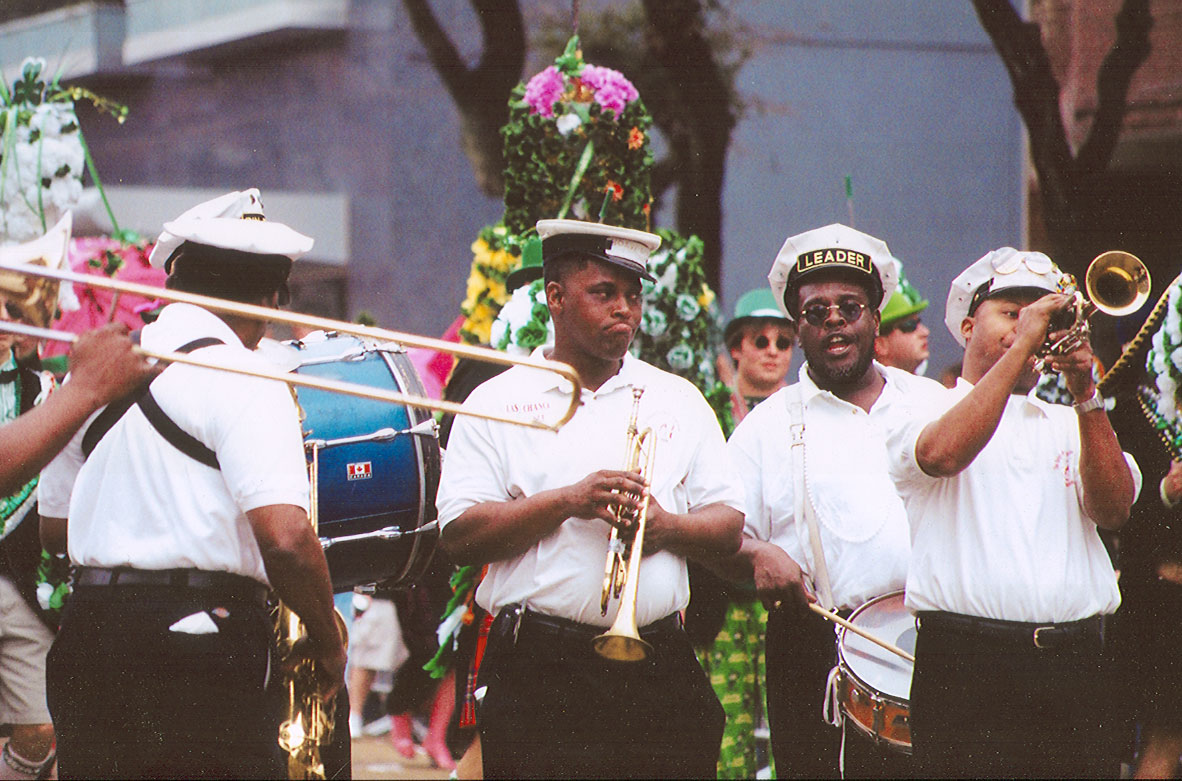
[81,336,225,467]
[786,385,835,611]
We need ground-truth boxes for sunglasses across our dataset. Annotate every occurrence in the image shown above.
[891,316,922,334]
[752,335,792,351]
[799,301,867,327]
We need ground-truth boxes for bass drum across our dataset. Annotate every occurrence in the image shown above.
[835,590,915,754]
[287,331,442,592]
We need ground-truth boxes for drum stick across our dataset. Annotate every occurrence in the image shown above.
[808,603,915,663]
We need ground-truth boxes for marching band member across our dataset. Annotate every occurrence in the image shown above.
[38,189,345,779]
[891,248,1139,778]
[874,262,931,376]
[723,224,943,778]
[435,219,743,779]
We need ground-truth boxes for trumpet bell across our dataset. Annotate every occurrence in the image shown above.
[591,630,652,662]
[1086,251,1150,317]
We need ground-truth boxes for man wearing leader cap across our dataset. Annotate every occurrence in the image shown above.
[39,189,346,778]
[887,247,1139,778]
[436,218,744,778]
[720,223,943,777]
[875,261,931,375]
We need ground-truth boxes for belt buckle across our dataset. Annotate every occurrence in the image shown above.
[1032,625,1053,649]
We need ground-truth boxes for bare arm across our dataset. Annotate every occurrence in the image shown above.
[247,503,346,699]
[440,469,648,566]
[703,535,812,613]
[1049,336,1135,530]
[0,325,156,495]
[916,294,1064,476]
[644,500,743,561]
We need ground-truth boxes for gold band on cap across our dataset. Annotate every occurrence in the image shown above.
[794,248,873,276]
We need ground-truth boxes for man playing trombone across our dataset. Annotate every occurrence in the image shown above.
[435,218,744,779]
[890,248,1139,778]
[38,189,345,779]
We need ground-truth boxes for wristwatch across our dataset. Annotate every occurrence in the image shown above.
[1073,392,1106,415]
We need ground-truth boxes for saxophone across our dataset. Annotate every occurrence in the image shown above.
[276,438,347,779]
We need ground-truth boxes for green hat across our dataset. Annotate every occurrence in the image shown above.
[725,288,792,345]
[505,236,543,292]
[880,263,928,328]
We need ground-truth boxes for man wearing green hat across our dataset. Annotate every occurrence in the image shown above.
[722,289,796,425]
[874,263,930,375]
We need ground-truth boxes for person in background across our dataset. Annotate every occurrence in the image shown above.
[874,261,930,375]
[692,286,795,777]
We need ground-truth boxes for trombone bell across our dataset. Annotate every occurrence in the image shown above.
[591,631,652,663]
[1085,251,1151,317]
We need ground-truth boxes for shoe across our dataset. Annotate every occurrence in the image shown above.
[361,715,392,737]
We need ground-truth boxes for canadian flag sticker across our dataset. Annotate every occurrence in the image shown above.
[347,462,373,481]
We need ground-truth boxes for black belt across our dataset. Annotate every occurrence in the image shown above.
[917,610,1102,650]
[509,606,683,646]
[73,566,270,605]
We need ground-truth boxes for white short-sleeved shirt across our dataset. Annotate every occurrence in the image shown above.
[38,303,310,585]
[728,362,945,610]
[436,350,744,628]
[889,378,1142,622]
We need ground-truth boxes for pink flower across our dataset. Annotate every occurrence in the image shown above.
[523,66,567,118]
[579,65,638,117]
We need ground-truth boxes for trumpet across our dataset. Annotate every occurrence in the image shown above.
[0,262,582,431]
[1036,250,1151,371]
[593,387,655,663]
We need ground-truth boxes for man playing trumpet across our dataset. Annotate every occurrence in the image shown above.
[436,218,744,779]
[890,248,1139,778]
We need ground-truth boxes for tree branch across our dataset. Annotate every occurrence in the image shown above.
[1076,0,1152,173]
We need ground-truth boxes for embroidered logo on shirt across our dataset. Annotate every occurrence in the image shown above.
[1053,450,1076,488]
[347,461,373,481]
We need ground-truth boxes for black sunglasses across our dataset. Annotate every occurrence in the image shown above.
[891,316,922,334]
[752,335,792,351]
[799,301,867,327]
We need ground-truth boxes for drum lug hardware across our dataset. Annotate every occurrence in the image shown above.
[319,520,439,549]
[304,420,439,450]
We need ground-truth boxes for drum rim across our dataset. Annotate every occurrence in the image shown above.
[835,589,912,706]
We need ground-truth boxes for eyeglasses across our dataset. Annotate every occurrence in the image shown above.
[890,316,922,334]
[752,335,793,351]
[799,301,867,327]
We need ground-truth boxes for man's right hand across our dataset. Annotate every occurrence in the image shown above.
[69,324,157,405]
[1012,292,1072,357]
[751,542,814,614]
[563,469,649,530]
[314,633,348,701]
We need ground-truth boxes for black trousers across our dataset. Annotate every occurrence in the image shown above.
[477,608,724,779]
[910,613,1119,779]
[47,583,280,780]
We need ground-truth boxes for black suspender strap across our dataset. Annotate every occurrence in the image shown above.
[81,336,226,469]
[136,390,220,469]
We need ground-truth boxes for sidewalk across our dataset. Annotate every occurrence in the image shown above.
[351,735,452,780]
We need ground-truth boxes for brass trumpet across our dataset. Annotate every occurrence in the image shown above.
[1036,250,1151,370]
[593,387,655,663]
[0,261,582,431]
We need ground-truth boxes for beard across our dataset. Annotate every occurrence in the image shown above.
[803,338,876,390]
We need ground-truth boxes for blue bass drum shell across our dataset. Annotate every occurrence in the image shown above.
[290,333,441,592]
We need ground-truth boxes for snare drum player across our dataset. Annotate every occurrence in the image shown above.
[435,218,744,779]
[37,189,346,779]
[890,248,1139,778]
[723,224,944,778]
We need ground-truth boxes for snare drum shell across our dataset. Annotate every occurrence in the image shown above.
[835,591,915,754]
[292,334,441,592]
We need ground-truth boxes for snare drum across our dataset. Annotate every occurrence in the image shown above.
[835,591,915,753]
[288,332,442,592]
